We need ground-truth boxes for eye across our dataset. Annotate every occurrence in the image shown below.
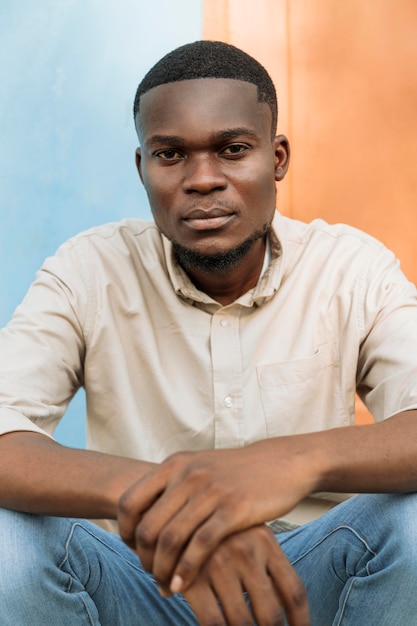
[154,149,183,161]
[221,144,249,157]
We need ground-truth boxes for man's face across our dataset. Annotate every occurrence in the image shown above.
[135,78,289,262]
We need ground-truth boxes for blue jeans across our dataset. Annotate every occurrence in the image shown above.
[0,493,416,625]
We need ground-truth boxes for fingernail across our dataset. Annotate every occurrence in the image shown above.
[170,574,184,594]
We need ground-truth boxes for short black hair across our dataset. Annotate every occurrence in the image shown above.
[133,40,278,137]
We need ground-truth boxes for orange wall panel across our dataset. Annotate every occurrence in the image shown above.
[203,0,417,283]
[203,0,417,424]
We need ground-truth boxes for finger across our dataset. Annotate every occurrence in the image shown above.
[209,565,257,626]
[267,545,310,626]
[240,564,285,626]
[210,526,285,626]
[118,470,168,548]
[170,510,241,593]
[135,542,156,573]
[119,452,198,551]
[184,579,226,626]
[150,494,231,588]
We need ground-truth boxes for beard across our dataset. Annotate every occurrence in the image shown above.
[172,222,271,274]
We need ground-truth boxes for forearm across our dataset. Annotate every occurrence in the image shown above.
[287,409,417,496]
[0,431,155,519]
[322,409,417,493]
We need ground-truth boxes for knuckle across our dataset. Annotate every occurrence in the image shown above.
[225,534,255,561]
[134,523,154,549]
[195,513,235,550]
[178,555,197,578]
[195,526,216,549]
[158,527,178,553]
[118,490,135,517]
[166,450,191,468]
[184,459,212,485]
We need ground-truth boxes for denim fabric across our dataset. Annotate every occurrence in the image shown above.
[0,493,416,625]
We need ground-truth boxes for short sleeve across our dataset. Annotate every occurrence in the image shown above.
[356,246,417,420]
[0,239,90,437]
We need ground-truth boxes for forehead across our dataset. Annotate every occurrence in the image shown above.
[136,78,272,144]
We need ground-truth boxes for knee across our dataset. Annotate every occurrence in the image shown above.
[352,493,417,566]
[0,508,72,592]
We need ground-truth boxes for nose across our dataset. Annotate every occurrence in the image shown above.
[182,154,227,194]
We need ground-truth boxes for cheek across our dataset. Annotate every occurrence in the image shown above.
[143,169,179,206]
[240,169,277,205]
[140,175,168,211]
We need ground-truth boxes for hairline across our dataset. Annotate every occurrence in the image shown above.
[134,77,276,140]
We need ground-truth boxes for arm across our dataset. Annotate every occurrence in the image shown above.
[0,431,155,519]
[118,409,417,593]
[0,235,157,519]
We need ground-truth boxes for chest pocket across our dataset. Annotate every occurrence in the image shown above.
[256,343,349,436]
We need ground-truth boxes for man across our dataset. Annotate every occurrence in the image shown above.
[0,40,417,626]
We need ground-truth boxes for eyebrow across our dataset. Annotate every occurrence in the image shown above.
[212,128,259,141]
[147,134,185,147]
[147,127,259,147]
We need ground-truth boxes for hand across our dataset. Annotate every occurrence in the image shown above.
[182,525,310,626]
[118,438,317,593]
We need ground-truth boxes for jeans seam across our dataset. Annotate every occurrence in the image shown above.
[58,521,146,575]
[58,521,148,625]
[335,576,356,626]
[289,524,377,568]
[79,595,96,626]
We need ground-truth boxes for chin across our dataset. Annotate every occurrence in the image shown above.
[172,227,270,274]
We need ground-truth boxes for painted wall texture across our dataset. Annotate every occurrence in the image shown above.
[204,0,417,281]
[1,1,203,446]
[204,0,417,423]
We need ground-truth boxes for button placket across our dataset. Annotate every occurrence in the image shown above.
[210,310,243,448]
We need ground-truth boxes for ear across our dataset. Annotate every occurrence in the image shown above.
[135,147,144,184]
[273,134,290,181]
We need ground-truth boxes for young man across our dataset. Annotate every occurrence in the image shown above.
[0,40,417,626]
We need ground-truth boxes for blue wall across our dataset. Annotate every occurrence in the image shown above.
[0,1,203,447]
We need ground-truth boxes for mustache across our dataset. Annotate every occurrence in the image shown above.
[182,198,240,212]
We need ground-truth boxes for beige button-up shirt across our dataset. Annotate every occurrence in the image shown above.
[1,212,417,491]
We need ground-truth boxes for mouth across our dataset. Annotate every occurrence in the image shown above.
[182,208,236,231]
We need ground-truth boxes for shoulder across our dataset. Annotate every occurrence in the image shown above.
[272,213,391,278]
[45,219,163,267]
[66,219,161,251]
[38,219,165,294]
[274,212,384,252]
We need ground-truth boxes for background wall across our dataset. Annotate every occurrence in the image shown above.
[0,0,203,446]
[204,0,417,423]
[204,0,417,278]
[2,1,416,443]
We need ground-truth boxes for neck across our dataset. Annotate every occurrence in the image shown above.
[182,237,267,306]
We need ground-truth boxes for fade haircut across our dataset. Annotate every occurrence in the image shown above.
[133,40,278,138]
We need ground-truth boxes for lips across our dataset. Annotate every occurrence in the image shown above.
[182,207,236,231]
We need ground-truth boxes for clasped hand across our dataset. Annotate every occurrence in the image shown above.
[118,442,312,625]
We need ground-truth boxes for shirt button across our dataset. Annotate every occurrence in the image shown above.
[220,318,229,327]
[224,396,232,408]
